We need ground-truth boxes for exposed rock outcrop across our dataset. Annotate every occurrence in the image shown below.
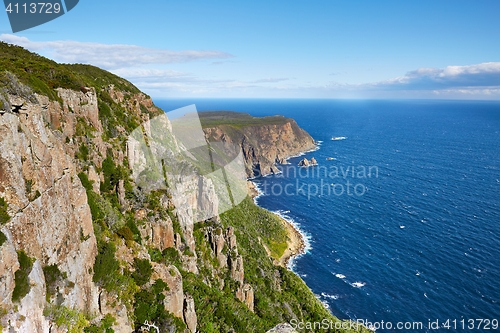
[298,158,310,167]
[236,283,255,312]
[152,263,184,319]
[298,157,318,167]
[0,230,19,306]
[183,294,197,333]
[0,93,99,331]
[140,217,175,251]
[205,224,256,312]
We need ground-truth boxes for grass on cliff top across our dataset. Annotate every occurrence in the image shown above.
[199,111,291,129]
[0,42,141,101]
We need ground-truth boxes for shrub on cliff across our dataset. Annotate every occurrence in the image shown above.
[12,250,34,302]
[0,231,7,247]
[0,197,10,225]
[92,242,120,289]
[133,278,185,332]
[131,258,152,286]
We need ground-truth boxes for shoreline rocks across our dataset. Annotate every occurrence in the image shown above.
[298,157,318,167]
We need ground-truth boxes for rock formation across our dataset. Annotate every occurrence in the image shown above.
[298,158,310,166]
[183,294,197,332]
[298,157,318,167]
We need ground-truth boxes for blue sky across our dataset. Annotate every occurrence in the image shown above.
[1,0,500,99]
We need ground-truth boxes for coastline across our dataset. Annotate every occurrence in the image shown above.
[247,180,306,268]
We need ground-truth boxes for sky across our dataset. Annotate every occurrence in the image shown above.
[1,0,500,99]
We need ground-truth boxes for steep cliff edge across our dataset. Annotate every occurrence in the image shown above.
[201,111,316,178]
[0,43,369,333]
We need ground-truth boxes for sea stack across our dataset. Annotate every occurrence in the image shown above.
[298,158,310,166]
[298,157,318,167]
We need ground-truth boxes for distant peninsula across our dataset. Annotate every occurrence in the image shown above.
[200,111,317,178]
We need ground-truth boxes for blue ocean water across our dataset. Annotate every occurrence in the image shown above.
[156,99,500,332]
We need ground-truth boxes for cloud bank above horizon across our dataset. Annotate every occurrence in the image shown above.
[1,34,499,99]
[0,34,232,69]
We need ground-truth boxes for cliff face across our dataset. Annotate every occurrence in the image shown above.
[201,112,316,178]
[0,92,99,332]
[0,43,368,333]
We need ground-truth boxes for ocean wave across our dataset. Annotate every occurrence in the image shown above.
[315,294,331,309]
[321,292,339,300]
[250,181,264,204]
[351,282,366,288]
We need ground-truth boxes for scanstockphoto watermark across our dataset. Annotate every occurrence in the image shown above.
[259,164,379,200]
[290,318,500,331]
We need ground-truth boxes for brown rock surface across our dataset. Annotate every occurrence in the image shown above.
[151,263,184,319]
[183,294,197,332]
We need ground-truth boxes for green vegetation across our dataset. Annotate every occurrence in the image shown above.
[92,241,120,290]
[131,258,152,286]
[43,264,67,301]
[222,196,288,260]
[185,196,370,333]
[133,279,185,332]
[83,313,116,333]
[199,111,290,129]
[0,231,7,247]
[12,250,34,302]
[84,314,116,333]
[75,117,96,138]
[44,305,89,333]
[100,155,123,193]
[0,42,140,101]
[0,197,10,225]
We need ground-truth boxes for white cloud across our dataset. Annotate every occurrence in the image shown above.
[368,62,500,90]
[0,34,233,69]
[1,33,498,99]
[111,68,189,79]
[250,78,290,83]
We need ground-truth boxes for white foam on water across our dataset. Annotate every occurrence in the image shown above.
[270,209,313,272]
[250,181,264,204]
[274,209,312,254]
[315,294,331,310]
[351,282,366,288]
[321,292,339,300]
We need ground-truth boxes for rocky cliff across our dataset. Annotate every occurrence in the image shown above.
[0,43,368,333]
[200,111,316,178]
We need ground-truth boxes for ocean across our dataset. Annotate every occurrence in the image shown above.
[155,99,500,332]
